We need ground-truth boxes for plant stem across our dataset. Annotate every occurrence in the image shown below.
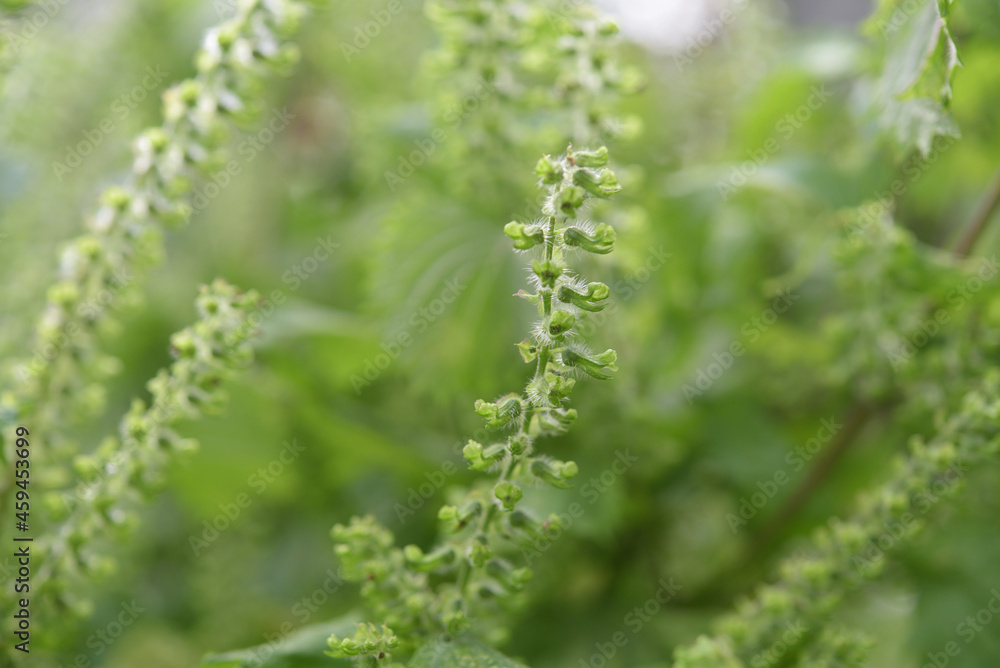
[457,216,558,597]
[457,436,520,596]
[751,162,1000,556]
[953,164,1000,257]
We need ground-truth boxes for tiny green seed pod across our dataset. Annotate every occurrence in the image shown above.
[573,167,622,198]
[494,482,524,511]
[535,155,563,184]
[563,223,616,254]
[556,185,586,215]
[530,459,579,489]
[470,535,492,567]
[463,440,506,470]
[474,394,523,429]
[486,559,533,592]
[548,310,576,336]
[532,259,565,287]
[504,221,545,250]
[403,545,456,572]
[558,282,610,312]
[438,500,483,532]
[563,348,618,379]
[572,146,609,168]
[543,371,576,400]
[508,434,530,456]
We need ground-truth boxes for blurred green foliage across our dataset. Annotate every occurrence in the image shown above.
[3,0,1000,666]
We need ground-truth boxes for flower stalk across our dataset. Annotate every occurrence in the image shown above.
[330,145,624,664]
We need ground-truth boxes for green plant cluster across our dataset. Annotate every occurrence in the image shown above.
[329,145,622,665]
[5,0,1000,665]
[3,0,305,458]
[0,0,318,658]
[424,0,640,158]
[674,371,1000,667]
[31,280,260,621]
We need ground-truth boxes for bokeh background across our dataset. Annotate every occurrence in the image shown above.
[3,0,1000,666]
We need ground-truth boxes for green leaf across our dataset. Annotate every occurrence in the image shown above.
[197,615,361,668]
[410,634,530,668]
[866,0,961,155]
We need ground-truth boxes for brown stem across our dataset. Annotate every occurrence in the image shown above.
[751,163,1000,556]
[953,165,1000,257]
[749,403,873,556]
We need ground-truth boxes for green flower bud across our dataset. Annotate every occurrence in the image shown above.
[548,310,576,336]
[470,535,492,567]
[504,221,545,250]
[475,393,523,429]
[558,282,610,312]
[100,186,132,209]
[535,155,563,184]
[144,128,170,152]
[72,455,100,481]
[463,440,506,471]
[528,407,578,437]
[530,458,579,489]
[508,434,530,456]
[403,544,456,572]
[564,223,616,254]
[47,281,80,308]
[543,371,576,399]
[556,185,586,215]
[598,20,620,36]
[572,146,609,168]
[574,168,622,198]
[444,609,470,636]
[169,330,198,358]
[327,623,399,660]
[516,339,540,363]
[486,559,533,592]
[563,348,618,379]
[532,259,565,288]
[508,510,563,543]
[438,500,482,531]
[494,481,523,511]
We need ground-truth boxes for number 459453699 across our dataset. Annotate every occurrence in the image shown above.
[14,427,29,527]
